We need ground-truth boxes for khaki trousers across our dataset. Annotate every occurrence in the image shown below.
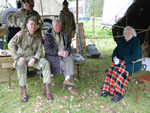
[13,57,52,87]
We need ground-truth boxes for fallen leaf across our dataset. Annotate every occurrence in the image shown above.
[122,99,126,105]
[100,105,105,108]
[51,83,55,87]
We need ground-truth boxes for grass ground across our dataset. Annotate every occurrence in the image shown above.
[0,38,150,113]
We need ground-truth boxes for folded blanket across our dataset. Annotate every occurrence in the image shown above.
[101,60,129,97]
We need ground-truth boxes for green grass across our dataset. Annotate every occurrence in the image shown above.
[83,20,112,38]
[0,38,150,113]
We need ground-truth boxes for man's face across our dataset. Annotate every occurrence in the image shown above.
[62,4,65,8]
[27,20,37,35]
[52,20,61,34]
[25,2,31,10]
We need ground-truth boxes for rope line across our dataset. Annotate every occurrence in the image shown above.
[112,25,150,38]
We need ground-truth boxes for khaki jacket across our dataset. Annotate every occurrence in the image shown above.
[8,30,43,61]
[59,7,76,43]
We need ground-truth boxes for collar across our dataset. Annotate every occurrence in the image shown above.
[52,29,61,36]
[61,7,69,15]
[125,36,135,42]
[27,31,36,37]
[63,7,69,11]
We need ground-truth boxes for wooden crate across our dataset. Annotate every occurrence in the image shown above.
[76,22,87,53]
[79,29,85,37]
[78,22,84,30]
[77,36,86,53]
[0,57,17,82]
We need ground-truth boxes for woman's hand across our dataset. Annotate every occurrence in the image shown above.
[122,60,125,64]
[113,56,117,62]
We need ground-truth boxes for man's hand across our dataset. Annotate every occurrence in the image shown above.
[16,32,22,37]
[19,57,25,62]
[58,51,69,58]
[63,51,69,58]
[28,58,35,67]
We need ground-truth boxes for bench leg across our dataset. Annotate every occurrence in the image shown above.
[8,68,15,89]
[8,69,11,89]
[76,64,79,80]
[80,65,82,76]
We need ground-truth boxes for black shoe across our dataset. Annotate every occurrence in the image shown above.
[111,94,122,102]
[100,91,109,97]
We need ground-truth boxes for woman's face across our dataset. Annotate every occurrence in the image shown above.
[124,29,133,41]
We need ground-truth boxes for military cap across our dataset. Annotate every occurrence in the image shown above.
[27,16,37,23]
[23,0,34,8]
[63,0,69,7]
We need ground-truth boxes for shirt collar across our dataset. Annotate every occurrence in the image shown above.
[27,30,37,37]
[52,29,61,36]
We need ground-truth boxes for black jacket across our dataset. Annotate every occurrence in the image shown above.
[112,37,141,76]
[44,28,71,74]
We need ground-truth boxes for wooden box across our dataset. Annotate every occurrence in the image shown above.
[0,57,17,82]
[77,36,86,53]
[79,29,85,37]
[78,22,84,30]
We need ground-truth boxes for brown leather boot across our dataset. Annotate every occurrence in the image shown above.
[21,86,28,102]
[44,84,53,100]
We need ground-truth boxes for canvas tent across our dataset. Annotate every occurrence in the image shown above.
[112,0,150,45]
[101,0,133,26]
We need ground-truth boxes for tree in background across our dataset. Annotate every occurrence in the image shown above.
[68,0,75,1]
[68,0,104,17]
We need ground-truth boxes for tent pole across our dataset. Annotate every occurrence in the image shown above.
[40,0,45,38]
[76,0,79,53]
[93,0,95,38]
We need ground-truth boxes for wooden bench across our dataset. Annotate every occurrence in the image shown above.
[2,63,15,89]
[74,60,86,80]
[1,62,43,89]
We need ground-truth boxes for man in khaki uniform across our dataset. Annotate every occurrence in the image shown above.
[8,16,53,102]
[13,0,43,43]
[59,0,76,44]
[13,0,43,30]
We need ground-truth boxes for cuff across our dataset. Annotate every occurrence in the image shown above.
[34,58,38,63]
[36,25,39,30]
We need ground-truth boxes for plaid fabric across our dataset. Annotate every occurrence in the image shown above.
[101,60,129,97]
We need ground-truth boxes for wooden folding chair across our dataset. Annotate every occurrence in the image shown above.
[135,74,150,103]
[124,58,145,98]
